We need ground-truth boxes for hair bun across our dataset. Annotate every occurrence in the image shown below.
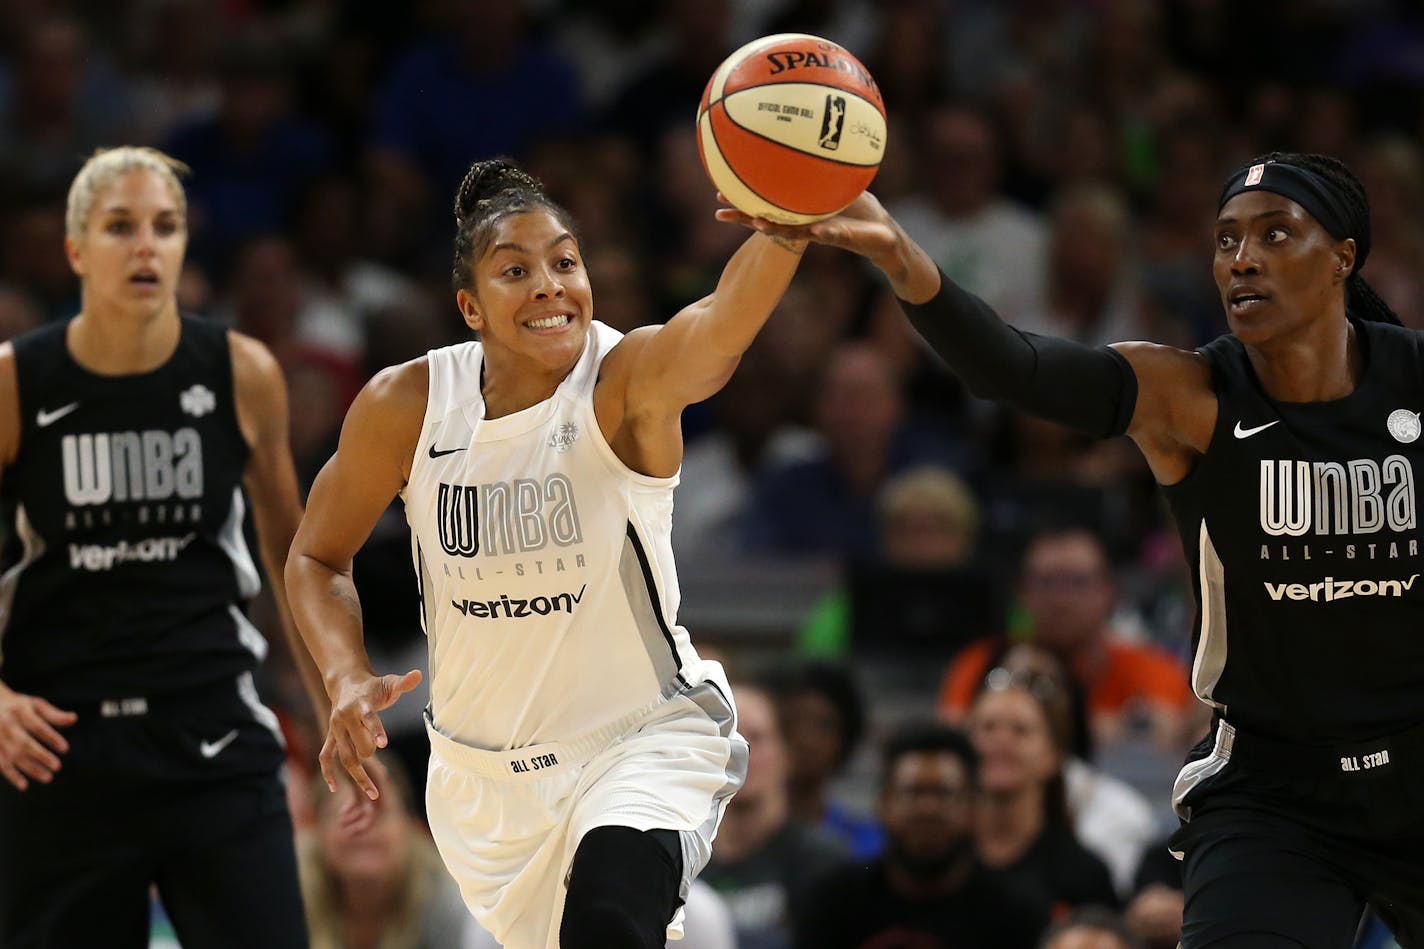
[454,158,542,227]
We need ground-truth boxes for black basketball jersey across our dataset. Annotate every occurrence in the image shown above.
[0,317,263,702]
[1164,318,1424,743]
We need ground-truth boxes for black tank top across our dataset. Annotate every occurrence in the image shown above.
[0,317,262,702]
[1164,318,1424,742]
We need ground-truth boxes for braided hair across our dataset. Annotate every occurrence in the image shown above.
[450,157,579,292]
[1233,151,1403,326]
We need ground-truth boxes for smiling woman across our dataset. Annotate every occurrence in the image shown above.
[0,146,319,947]
[286,156,809,948]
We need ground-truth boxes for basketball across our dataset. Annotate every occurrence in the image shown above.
[697,33,886,225]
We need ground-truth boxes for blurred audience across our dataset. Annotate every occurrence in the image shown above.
[795,721,1047,949]
[941,525,1196,753]
[798,464,983,658]
[701,683,848,949]
[298,760,471,949]
[742,340,966,558]
[983,643,1164,898]
[766,660,882,859]
[1040,907,1144,949]
[967,670,1120,918]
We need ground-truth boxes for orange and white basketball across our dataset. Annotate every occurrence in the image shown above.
[697,33,887,225]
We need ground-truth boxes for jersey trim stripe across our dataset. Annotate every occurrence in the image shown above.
[1171,718,1235,821]
[0,504,45,662]
[1192,520,1229,711]
[620,521,689,693]
[217,485,261,599]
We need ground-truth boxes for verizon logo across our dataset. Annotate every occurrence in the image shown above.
[1265,574,1420,602]
[451,584,587,619]
[69,533,197,571]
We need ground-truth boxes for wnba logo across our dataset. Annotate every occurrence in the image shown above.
[62,429,204,506]
[1259,455,1417,537]
[819,95,846,150]
[437,473,583,558]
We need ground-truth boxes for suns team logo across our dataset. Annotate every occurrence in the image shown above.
[548,421,579,452]
[1388,409,1421,444]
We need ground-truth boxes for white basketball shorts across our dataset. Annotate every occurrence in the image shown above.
[424,673,747,949]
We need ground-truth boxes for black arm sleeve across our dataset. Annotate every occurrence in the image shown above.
[899,268,1138,438]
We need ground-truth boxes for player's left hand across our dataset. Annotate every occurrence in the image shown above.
[321,668,421,801]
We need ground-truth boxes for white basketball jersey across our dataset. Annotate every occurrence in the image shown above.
[401,322,706,750]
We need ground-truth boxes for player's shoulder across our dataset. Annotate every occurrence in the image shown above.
[362,354,431,412]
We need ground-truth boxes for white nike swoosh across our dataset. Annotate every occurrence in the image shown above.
[1234,420,1280,439]
[199,729,239,759]
[36,402,80,427]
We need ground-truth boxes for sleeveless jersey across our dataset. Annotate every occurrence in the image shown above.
[403,322,706,750]
[1164,319,1424,742]
[0,317,265,702]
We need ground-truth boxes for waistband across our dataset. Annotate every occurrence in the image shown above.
[58,673,256,720]
[424,695,668,781]
[1223,716,1424,781]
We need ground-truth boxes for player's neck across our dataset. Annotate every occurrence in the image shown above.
[68,302,181,376]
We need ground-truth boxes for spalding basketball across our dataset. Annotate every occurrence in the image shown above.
[697,33,886,225]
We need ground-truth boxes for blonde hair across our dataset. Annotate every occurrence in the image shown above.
[65,146,190,238]
[877,465,981,544]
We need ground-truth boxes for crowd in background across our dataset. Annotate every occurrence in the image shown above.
[2,0,1422,946]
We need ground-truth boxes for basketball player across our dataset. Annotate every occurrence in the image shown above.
[0,147,313,946]
[725,153,1424,946]
[285,158,806,948]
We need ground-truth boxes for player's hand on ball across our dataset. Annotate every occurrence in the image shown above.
[0,681,76,790]
[716,192,900,260]
[321,668,421,801]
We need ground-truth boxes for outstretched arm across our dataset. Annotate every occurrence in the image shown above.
[719,194,1216,480]
[285,359,426,799]
[596,227,807,477]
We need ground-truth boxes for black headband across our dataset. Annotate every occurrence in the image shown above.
[1218,160,1370,269]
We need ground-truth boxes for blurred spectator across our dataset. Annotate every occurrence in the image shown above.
[986,643,1163,898]
[366,0,585,236]
[755,0,881,65]
[1138,118,1230,346]
[798,464,982,657]
[1355,134,1424,329]
[858,0,947,131]
[0,282,41,342]
[1040,907,1143,949]
[216,234,364,374]
[887,101,1048,326]
[1123,834,1182,949]
[553,0,673,112]
[675,339,819,565]
[126,0,223,145]
[794,722,1047,949]
[701,683,848,949]
[601,0,733,160]
[940,525,1195,752]
[766,660,882,859]
[0,14,135,196]
[0,197,76,322]
[298,760,470,949]
[741,340,966,558]
[165,33,333,269]
[967,671,1119,918]
[1015,183,1160,347]
[291,173,420,343]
